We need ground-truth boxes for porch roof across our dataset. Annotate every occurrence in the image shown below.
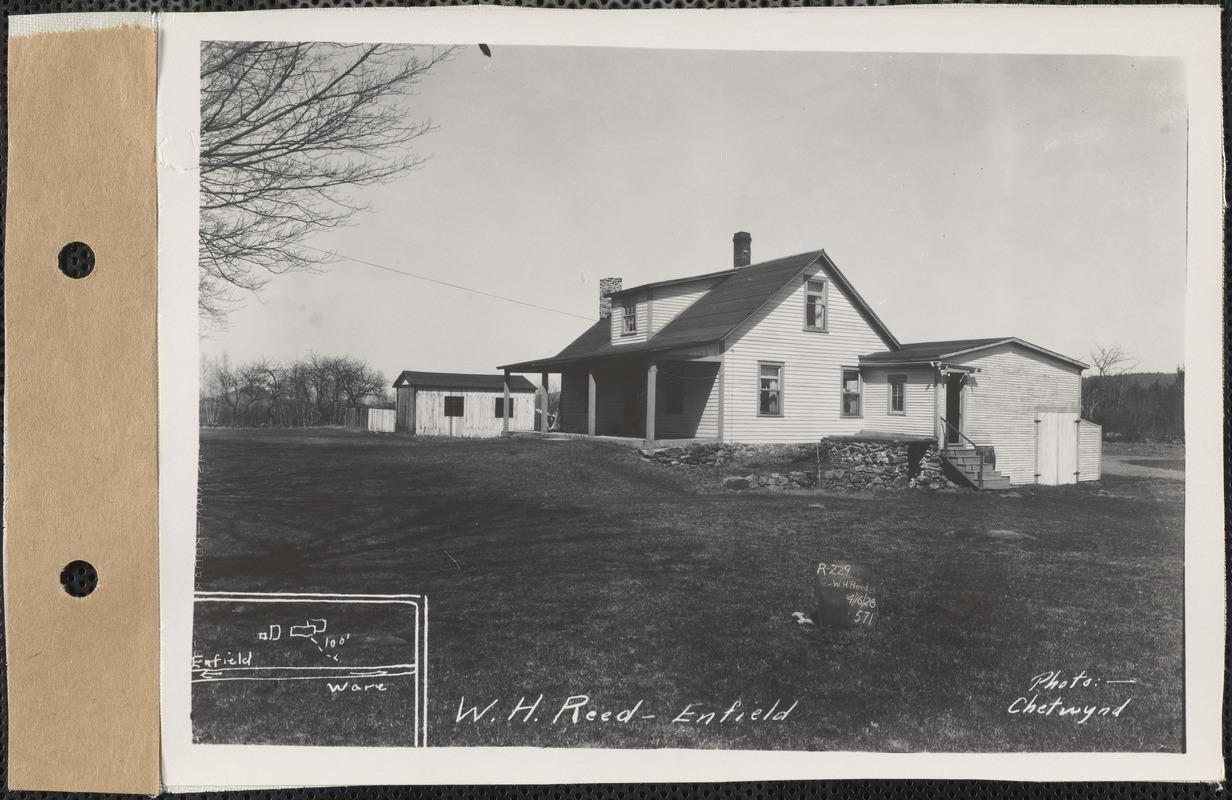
[859,337,1088,370]
[500,250,900,372]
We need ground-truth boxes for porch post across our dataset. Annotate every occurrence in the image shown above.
[932,365,941,443]
[540,371,549,433]
[503,369,511,434]
[587,367,597,437]
[717,351,725,442]
[645,359,657,442]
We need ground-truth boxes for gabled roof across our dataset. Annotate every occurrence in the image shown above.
[393,371,536,392]
[859,337,1088,370]
[607,268,730,298]
[499,250,900,371]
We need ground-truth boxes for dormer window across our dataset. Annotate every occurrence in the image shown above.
[622,300,637,335]
[805,278,827,331]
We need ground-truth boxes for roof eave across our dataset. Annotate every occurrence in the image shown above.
[939,338,1088,370]
[500,336,725,372]
[608,269,731,298]
[817,250,901,350]
[857,358,939,368]
[710,252,825,344]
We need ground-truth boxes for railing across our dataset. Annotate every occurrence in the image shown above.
[939,416,984,490]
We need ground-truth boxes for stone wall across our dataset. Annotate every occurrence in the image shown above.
[818,439,958,491]
[638,438,962,492]
[638,443,732,468]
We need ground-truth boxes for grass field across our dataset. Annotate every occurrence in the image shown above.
[194,428,1185,752]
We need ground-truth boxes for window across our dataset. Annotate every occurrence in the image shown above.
[444,396,464,417]
[805,278,827,330]
[622,301,637,335]
[841,369,862,417]
[494,397,514,418]
[759,363,783,416]
[888,375,906,415]
[665,373,684,415]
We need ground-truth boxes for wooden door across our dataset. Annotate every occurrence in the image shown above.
[1036,410,1079,484]
[395,387,415,433]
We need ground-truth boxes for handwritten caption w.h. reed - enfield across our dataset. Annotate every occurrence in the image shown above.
[456,695,798,727]
[1007,669,1134,724]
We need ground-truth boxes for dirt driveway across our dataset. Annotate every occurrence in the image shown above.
[1101,443,1185,481]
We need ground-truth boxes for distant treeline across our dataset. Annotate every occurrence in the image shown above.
[201,354,390,428]
[1081,369,1184,443]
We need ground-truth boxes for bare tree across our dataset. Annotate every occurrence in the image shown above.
[201,352,390,427]
[210,353,243,424]
[253,358,287,427]
[304,354,342,425]
[332,356,389,410]
[1083,342,1139,419]
[234,361,272,424]
[284,362,316,428]
[1088,343,1138,377]
[198,41,456,326]
[199,355,226,425]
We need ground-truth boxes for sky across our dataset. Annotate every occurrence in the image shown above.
[199,46,1189,384]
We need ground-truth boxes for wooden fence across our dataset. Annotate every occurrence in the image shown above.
[346,407,397,433]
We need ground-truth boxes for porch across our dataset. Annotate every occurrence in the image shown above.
[499,346,724,443]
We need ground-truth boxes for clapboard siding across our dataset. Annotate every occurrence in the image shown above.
[594,366,628,435]
[655,362,719,439]
[951,344,1083,485]
[860,366,937,437]
[414,388,536,438]
[722,266,890,443]
[1078,420,1102,481]
[610,293,649,345]
[649,279,720,336]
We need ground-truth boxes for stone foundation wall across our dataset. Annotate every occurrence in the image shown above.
[639,439,962,492]
[819,439,959,491]
[638,443,732,467]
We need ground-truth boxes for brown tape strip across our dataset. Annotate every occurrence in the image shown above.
[5,26,160,793]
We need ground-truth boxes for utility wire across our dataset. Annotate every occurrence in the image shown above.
[301,244,594,322]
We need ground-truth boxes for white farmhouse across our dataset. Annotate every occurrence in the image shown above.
[500,232,1100,488]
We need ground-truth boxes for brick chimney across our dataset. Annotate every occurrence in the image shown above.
[599,277,623,320]
[733,231,751,268]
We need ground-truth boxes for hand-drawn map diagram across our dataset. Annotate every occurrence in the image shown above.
[192,592,427,747]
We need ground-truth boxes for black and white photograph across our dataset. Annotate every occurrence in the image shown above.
[155,7,1223,787]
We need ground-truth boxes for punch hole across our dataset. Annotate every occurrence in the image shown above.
[60,560,98,598]
[58,241,95,279]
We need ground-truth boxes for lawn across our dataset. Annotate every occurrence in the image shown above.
[193,428,1185,752]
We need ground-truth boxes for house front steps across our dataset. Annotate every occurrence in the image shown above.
[941,446,1013,490]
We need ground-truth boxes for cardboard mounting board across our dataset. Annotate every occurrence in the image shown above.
[2,6,1225,792]
[4,23,161,794]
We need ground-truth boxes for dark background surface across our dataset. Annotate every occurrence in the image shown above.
[0,0,1226,796]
